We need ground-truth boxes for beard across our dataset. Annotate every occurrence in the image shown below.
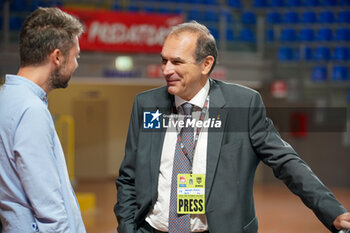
[49,63,70,89]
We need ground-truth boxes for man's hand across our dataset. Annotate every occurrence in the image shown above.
[333,212,350,230]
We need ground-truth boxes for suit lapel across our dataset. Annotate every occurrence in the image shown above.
[150,91,174,204]
[206,79,227,203]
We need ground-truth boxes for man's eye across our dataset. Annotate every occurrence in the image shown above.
[161,59,167,65]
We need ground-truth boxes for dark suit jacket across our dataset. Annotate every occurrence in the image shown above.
[114,79,346,233]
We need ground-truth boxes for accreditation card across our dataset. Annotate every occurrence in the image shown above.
[177,174,205,214]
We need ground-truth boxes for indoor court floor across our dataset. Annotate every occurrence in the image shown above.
[77,179,350,233]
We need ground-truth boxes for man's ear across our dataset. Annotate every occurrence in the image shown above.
[201,55,215,75]
[50,49,63,67]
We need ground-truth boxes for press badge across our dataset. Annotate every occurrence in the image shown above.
[177,174,205,214]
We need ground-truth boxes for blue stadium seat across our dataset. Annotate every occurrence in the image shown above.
[205,0,218,4]
[283,11,299,24]
[304,0,319,6]
[335,28,350,41]
[266,11,282,24]
[159,7,172,14]
[299,28,315,41]
[314,46,331,61]
[221,9,234,23]
[280,28,297,41]
[316,28,333,41]
[241,11,256,25]
[278,46,295,61]
[320,0,337,6]
[332,66,349,81]
[128,4,140,12]
[144,6,155,13]
[227,0,242,8]
[204,10,219,22]
[226,28,235,41]
[30,0,50,11]
[294,49,300,60]
[209,27,219,39]
[10,0,28,11]
[266,29,275,42]
[9,16,24,31]
[240,28,256,42]
[300,11,317,24]
[300,46,313,61]
[337,11,350,23]
[333,46,350,61]
[269,0,285,7]
[112,2,120,10]
[286,0,302,6]
[312,66,328,81]
[339,0,350,6]
[173,7,184,14]
[187,9,202,21]
[49,0,63,7]
[253,0,268,7]
[319,11,335,23]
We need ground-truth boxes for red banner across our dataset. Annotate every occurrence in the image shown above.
[63,8,184,53]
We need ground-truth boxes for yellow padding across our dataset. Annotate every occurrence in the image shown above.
[76,192,96,211]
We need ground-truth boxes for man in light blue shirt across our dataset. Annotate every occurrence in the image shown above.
[0,7,86,233]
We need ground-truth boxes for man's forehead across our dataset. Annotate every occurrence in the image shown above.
[161,49,194,61]
[162,34,196,58]
[169,29,200,38]
[165,31,198,44]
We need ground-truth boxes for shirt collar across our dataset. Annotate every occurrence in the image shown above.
[5,74,48,105]
[175,78,210,110]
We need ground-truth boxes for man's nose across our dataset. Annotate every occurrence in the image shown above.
[162,61,174,76]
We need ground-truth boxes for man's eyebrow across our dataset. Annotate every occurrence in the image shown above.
[160,54,184,60]
[173,57,184,61]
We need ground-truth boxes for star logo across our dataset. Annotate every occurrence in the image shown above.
[150,109,162,122]
[143,110,162,129]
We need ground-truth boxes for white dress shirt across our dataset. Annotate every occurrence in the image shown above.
[146,79,210,232]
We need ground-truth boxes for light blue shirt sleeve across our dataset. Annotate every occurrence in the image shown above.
[13,103,71,232]
[0,75,85,233]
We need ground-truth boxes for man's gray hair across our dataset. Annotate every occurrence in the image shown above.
[168,21,218,74]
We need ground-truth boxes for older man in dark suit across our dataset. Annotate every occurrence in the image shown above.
[114,21,350,233]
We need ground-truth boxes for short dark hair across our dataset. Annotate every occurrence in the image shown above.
[19,7,84,67]
[168,20,218,74]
